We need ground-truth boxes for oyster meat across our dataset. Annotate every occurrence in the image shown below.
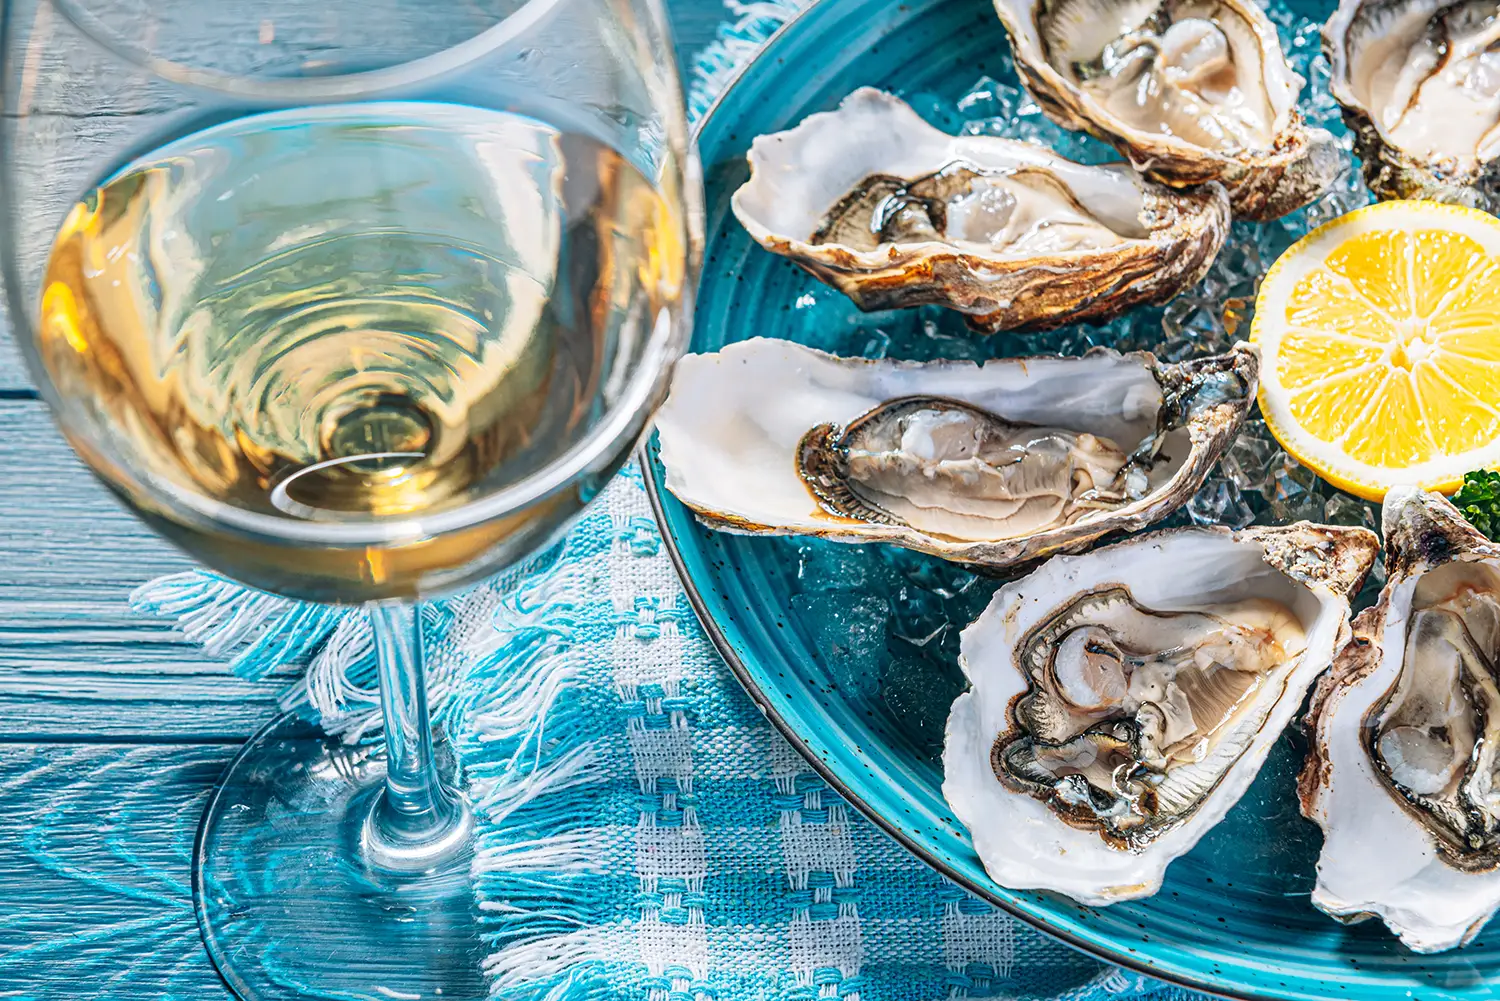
[654,337,1257,568]
[945,522,1378,904]
[994,0,1341,219]
[1302,488,1500,952]
[1326,0,1500,209]
[731,88,1230,333]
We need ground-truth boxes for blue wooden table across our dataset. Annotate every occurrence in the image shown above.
[0,4,729,996]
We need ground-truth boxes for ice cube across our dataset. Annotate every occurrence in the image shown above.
[1188,477,1255,530]
[1324,492,1378,532]
[791,590,888,701]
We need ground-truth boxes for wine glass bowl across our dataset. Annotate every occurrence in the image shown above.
[35,100,686,602]
[2,0,698,997]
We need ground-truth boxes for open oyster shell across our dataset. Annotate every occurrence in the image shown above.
[1325,0,1500,209]
[994,0,1342,220]
[654,337,1257,568]
[1301,488,1500,952]
[946,522,1378,904]
[730,88,1230,333]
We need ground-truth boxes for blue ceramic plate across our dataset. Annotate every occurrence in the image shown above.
[643,0,1500,998]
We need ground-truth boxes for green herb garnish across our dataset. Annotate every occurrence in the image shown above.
[1454,470,1500,540]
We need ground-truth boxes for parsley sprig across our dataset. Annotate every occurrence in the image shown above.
[1454,470,1500,540]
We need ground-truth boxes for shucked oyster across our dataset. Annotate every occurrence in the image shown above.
[1325,0,1500,209]
[731,88,1230,333]
[796,397,1147,543]
[653,337,1257,568]
[945,523,1378,904]
[994,0,1342,219]
[1302,489,1500,952]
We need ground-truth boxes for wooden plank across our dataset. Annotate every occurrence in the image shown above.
[0,742,233,1000]
[0,400,290,740]
[0,5,725,999]
[0,309,24,393]
[0,0,736,724]
[0,0,736,393]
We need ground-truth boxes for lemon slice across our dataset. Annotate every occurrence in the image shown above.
[1252,201,1500,501]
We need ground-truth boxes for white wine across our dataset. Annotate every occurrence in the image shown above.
[38,102,688,600]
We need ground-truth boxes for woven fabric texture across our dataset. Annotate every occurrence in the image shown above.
[128,5,1212,997]
[134,469,1205,1001]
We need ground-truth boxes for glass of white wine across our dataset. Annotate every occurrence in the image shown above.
[0,0,698,997]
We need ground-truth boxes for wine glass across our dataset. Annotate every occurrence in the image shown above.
[0,0,699,998]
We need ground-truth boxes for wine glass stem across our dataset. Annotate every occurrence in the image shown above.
[364,600,472,871]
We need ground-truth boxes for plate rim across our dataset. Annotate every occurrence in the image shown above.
[645,1,1329,996]
[642,444,1236,1001]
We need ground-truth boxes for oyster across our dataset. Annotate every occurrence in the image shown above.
[654,337,1257,568]
[1325,0,1500,208]
[945,522,1378,904]
[730,88,1230,333]
[1302,488,1500,952]
[994,0,1342,219]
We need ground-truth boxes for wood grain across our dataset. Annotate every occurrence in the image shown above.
[0,0,735,394]
[0,5,731,997]
[0,400,291,740]
[0,0,734,731]
[0,301,25,392]
[0,743,234,1000]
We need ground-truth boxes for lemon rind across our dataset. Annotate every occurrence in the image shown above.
[1250,200,1500,501]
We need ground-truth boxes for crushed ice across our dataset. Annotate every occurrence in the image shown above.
[777,5,1385,744]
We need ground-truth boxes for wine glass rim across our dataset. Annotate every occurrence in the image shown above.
[50,0,568,101]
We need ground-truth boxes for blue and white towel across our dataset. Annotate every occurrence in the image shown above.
[131,7,1210,999]
[136,469,1201,1001]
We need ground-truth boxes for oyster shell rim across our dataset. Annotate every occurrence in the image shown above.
[634,0,1495,983]
[1322,0,1500,208]
[729,87,1232,332]
[991,0,1342,220]
[1300,487,1500,953]
[656,337,1260,569]
[944,520,1379,905]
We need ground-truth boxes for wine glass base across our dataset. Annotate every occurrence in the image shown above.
[193,710,488,1001]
